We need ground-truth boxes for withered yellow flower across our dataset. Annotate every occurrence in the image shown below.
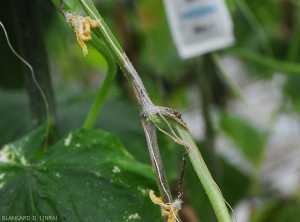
[149,190,182,222]
[65,11,100,56]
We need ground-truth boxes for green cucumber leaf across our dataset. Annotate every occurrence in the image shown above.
[0,126,161,221]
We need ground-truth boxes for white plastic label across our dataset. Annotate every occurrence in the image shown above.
[163,0,235,59]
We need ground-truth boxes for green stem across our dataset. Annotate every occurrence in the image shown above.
[77,1,125,65]
[82,33,116,129]
[77,0,138,93]
[168,118,232,222]
[224,47,300,74]
[50,0,116,129]
[234,0,273,56]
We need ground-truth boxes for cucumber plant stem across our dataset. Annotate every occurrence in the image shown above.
[52,0,233,221]
[82,33,116,129]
